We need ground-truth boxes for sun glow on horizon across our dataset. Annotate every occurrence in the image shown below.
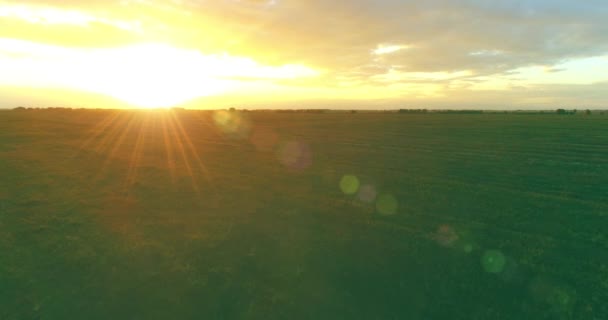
[0,39,320,108]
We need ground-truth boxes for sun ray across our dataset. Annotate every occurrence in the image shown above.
[160,113,177,188]
[166,111,200,194]
[93,111,134,154]
[124,113,150,193]
[168,111,214,186]
[73,109,122,157]
[95,112,138,183]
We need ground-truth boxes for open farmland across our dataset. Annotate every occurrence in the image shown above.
[1,109,607,319]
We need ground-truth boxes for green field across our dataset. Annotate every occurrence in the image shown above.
[1,109,607,319]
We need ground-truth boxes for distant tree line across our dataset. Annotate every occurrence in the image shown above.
[436,110,484,114]
[8,107,606,115]
[13,106,75,111]
[556,109,577,115]
[398,109,428,113]
[274,109,329,113]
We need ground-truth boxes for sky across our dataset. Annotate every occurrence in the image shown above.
[1,0,608,109]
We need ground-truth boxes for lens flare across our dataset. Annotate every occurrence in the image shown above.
[481,250,506,274]
[339,175,360,195]
[434,224,459,247]
[375,194,398,215]
[277,140,312,171]
[357,184,377,203]
[213,110,251,139]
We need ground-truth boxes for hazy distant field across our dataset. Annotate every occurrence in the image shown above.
[1,109,607,319]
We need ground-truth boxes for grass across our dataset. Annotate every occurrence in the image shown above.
[1,109,607,319]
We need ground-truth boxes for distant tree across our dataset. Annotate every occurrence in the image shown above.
[439,110,483,114]
[351,110,357,114]
[399,109,428,114]
[556,109,567,115]
[229,107,236,112]
[585,109,591,115]
[13,106,26,111]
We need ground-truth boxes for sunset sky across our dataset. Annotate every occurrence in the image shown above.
[1,0,607,109]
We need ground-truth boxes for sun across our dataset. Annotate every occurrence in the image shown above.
[99,73,224,109]
[100,75,221,109]
[77,43,234,109]
[67,43,320,108]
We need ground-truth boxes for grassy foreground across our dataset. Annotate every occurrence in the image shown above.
[1,109,607,319]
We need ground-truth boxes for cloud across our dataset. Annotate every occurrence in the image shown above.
[142,0,608,97]
[4,0,608,73]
